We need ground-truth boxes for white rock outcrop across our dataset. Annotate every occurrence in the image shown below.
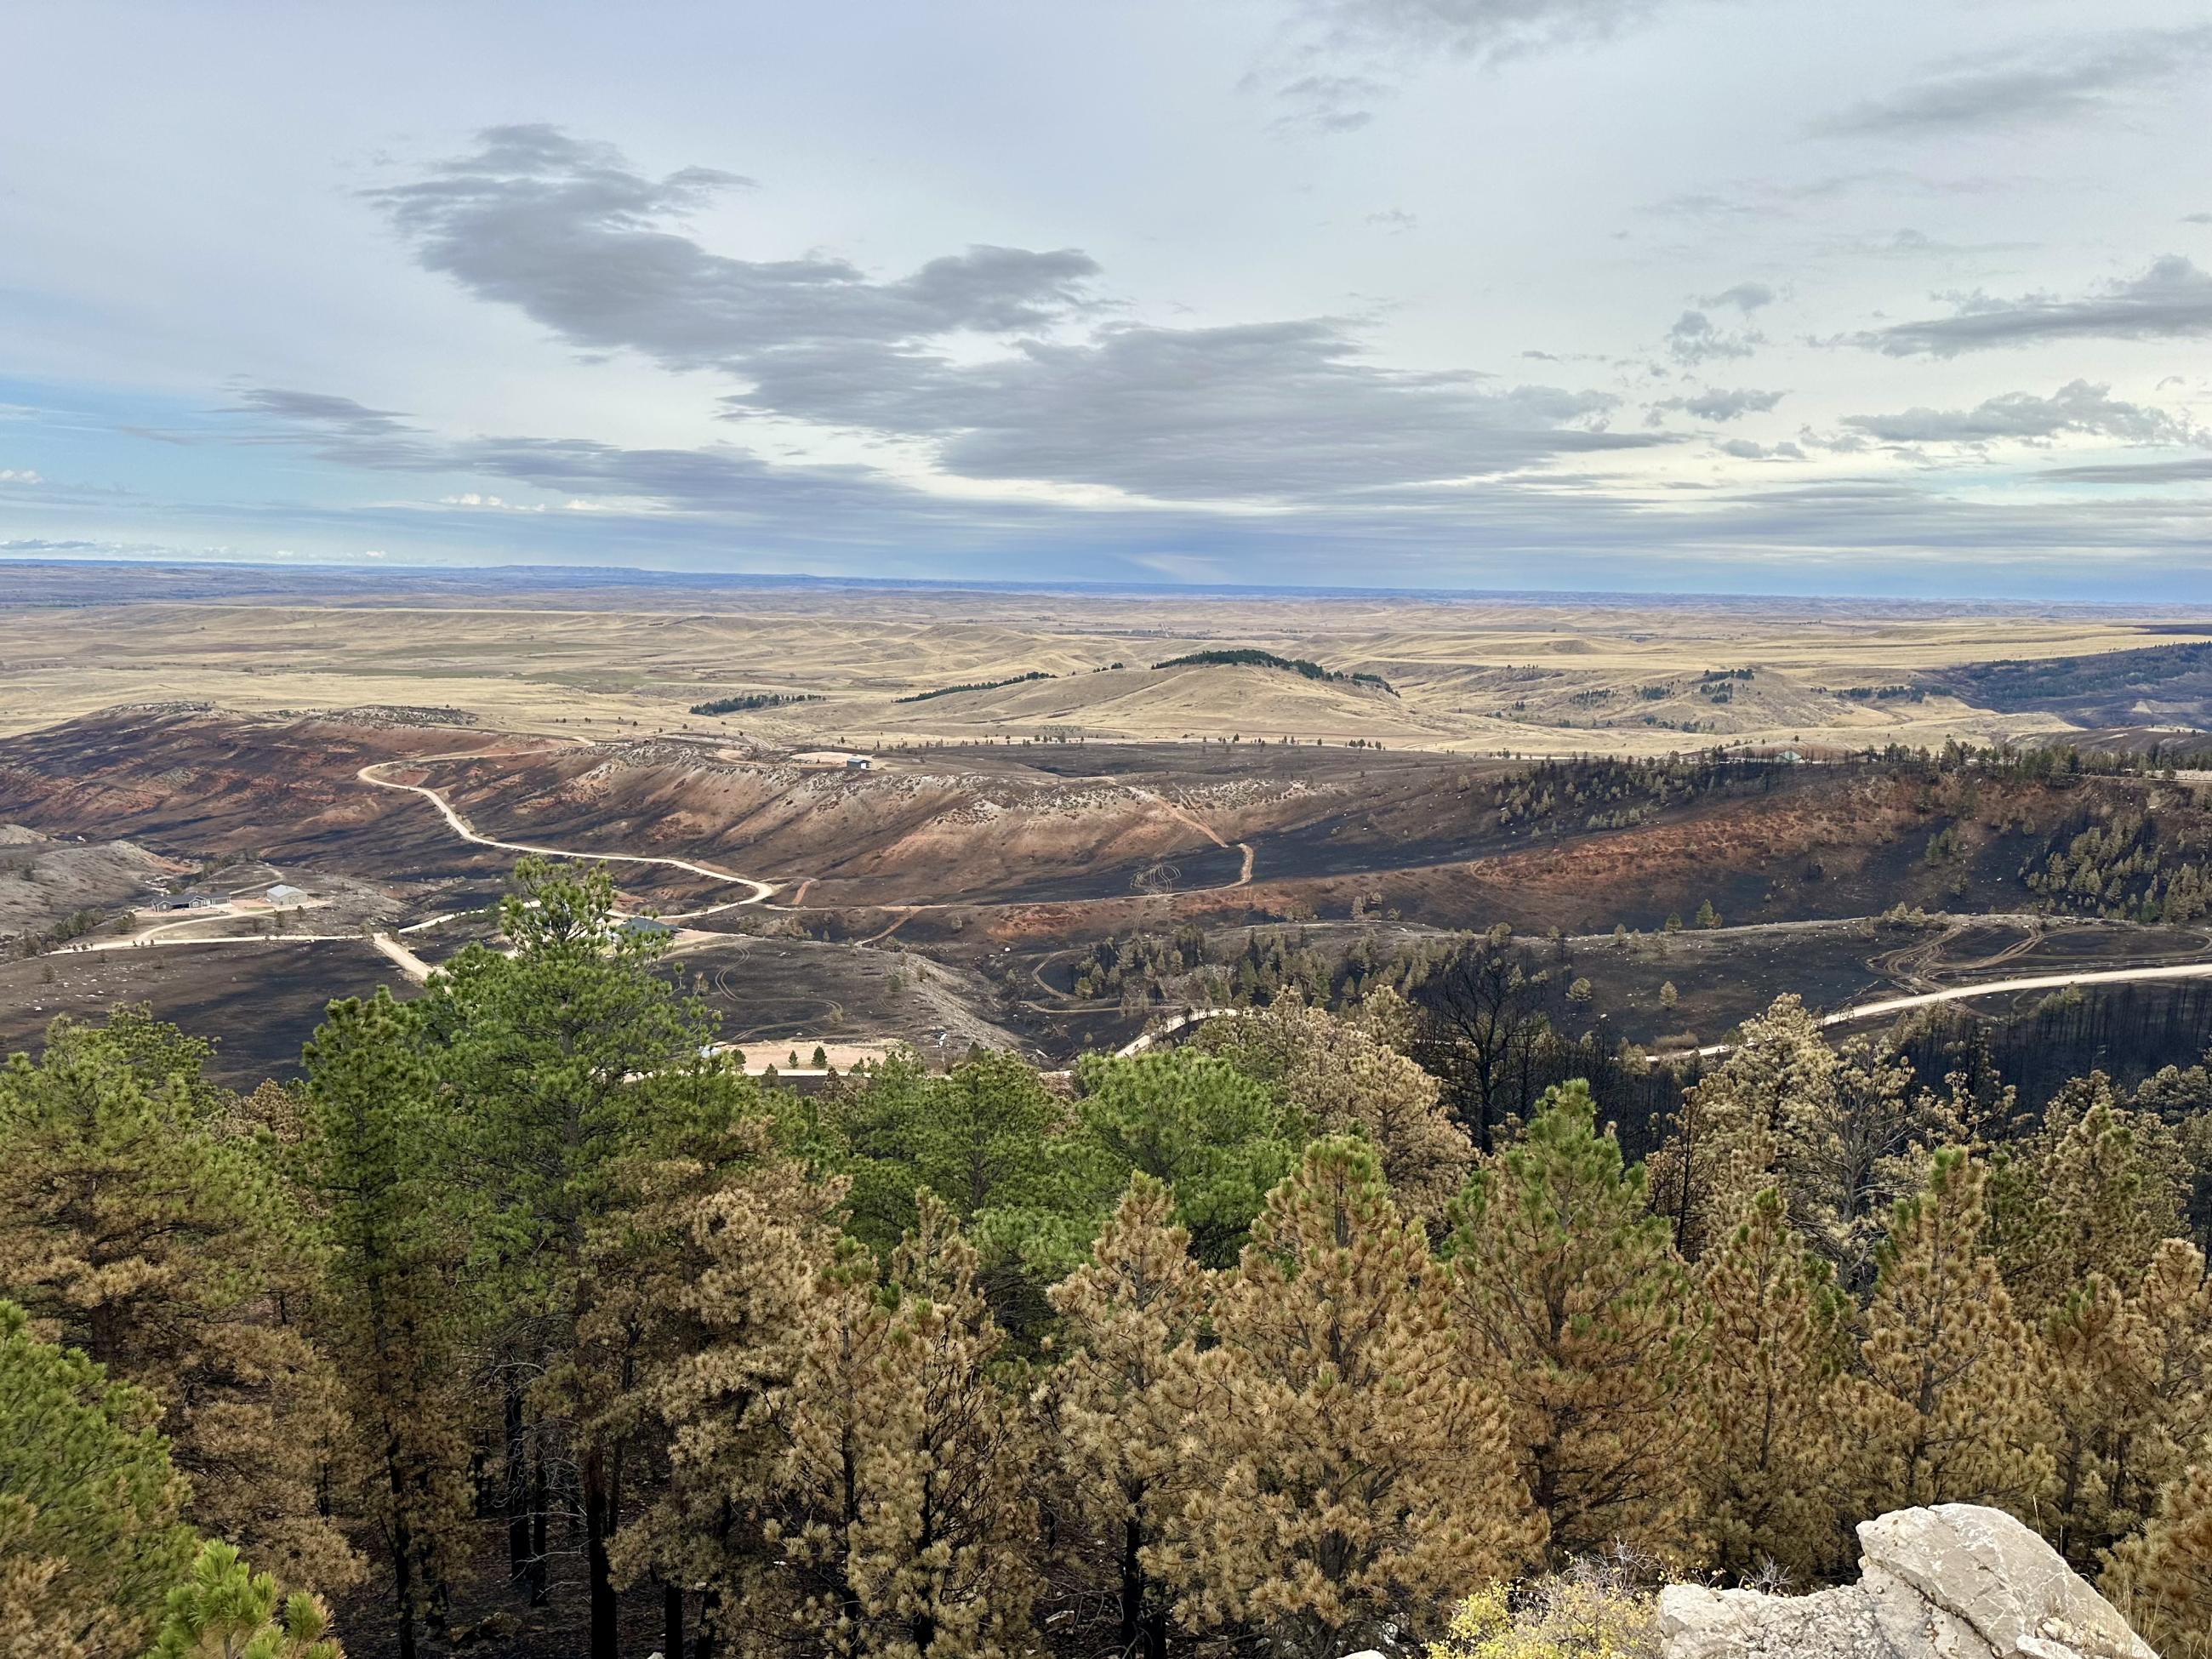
[1659,1503,2157,1659]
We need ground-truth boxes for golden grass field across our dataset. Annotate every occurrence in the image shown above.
[5,571,2207,755]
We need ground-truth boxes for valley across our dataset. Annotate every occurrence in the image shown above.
[4,562,2211,1085]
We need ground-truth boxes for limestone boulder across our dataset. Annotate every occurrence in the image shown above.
[1658,1504,2157,1659]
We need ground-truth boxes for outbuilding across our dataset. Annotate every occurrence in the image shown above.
[265,884,308,905]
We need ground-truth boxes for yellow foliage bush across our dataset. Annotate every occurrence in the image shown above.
[1429,1565,1660,1659]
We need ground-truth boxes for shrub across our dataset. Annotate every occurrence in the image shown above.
[1429,1556,1661,1659]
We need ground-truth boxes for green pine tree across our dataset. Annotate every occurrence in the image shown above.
[1068,1049,1297,1267]
[412,858,732,1652]
[0,1299,195,1657]
[144,1539,340,1659]
[299,990,473,1659]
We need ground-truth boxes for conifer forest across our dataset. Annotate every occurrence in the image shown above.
[7,857,2212,1659]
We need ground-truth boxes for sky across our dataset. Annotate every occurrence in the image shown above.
[3,0,2210,600]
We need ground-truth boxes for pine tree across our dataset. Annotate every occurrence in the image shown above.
[767,1234,896,1652]
[1839,1149,2054,1517]
[1445,1082,1702,1561]
[1993,1079,2188,1321]
[584,1114,836,1659]
[414,858,731,1645]
[2105,1460,2212,1659]
[615,1145,845,1658]
[1165,1138,1536,1657]
[1040,1175,1209,1659]
[826,1049,1083,1331]
[2040,1270,2162,1569]
[0,1299,195,1657]
[1652,995,1829,1259]
[1695,1188,1852,1580]
[1656,1002,1957,1291]
[2135,1240,2212,1499]
[0,1015,354,1592]
[298,991,473,1659]
[1069,1050,1296,1267]
[2044,1239,2212,1580]
[144,1539,341,1659]
[770,1193,1041,1657]
[1194,989,1472,1229]
[1781,1034,1959,1296]
[827,1050,1065,1256]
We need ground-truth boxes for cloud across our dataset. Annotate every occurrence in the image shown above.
[1696,282,1773,312]
[1835,227,2041,260]
[215,388,442,470]
[1715,437,1804,461]
[1299,0,1675,64]
[1269,74,1393,134]
[1666,309,1764,364]
[1652,387,1785,422]
[1815,26,2212,136]
[734,321,1668,499]
[1861,256,2212,356]
[1645,170,2006,225]
[0,469,43,485]
[1243,0,1685,145]
[40,408,2212,599]
[1365,208,1418,231]
[1840,380,2198,447]
[2042,456,2212,484]
[372,128,1654,504]
[370,125,1102,377]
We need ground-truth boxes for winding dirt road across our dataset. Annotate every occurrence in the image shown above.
[355,759,779,912]
[1124,786,1256,887]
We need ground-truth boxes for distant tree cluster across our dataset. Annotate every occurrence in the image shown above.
[686,691,825,715]
[1479,754,1789,837]
[1930,639,2212,721]
[9,904,105,957]
[892,670,1057,704]
[1150,648,1395,694]
[2023,808,2212,922]
[1063,924,1457,1012]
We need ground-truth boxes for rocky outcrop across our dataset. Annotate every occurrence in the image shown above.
[1660,1504,2157,1659]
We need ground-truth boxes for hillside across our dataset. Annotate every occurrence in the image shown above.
[869,660,1441,743]
[1925,640,2212,727]
[0,824,180,943]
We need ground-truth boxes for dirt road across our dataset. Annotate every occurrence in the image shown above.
[356,759,778,909]
[1677,956,2212,1059]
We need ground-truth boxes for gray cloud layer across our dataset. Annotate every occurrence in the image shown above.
[1816,26,2212,136]
[2044,455,2212,484]
[1841,379,2198,446]
[1862,257,2212,356]
[375,127,1655,502]
[1303,0,1673,62]
[1653,386,1785,421]
[372,126,1100,369]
